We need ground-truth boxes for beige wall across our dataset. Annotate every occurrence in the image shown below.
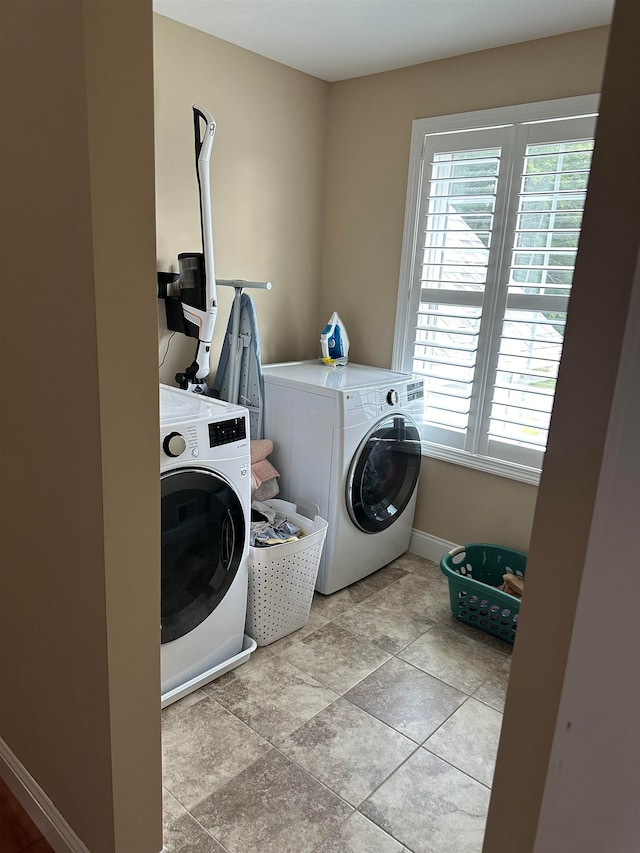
[321,27,609,547]
[85,3,162,851]
[485,3,639,848]
[0,2,161,851]
[421,461,538,550]
[153,14,329,384]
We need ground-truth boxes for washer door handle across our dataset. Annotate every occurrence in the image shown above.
[220,510,236,570]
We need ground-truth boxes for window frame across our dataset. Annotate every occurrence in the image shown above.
[392,94,599,485]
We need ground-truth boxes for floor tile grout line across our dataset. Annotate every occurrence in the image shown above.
[266,733,424,842]
[274,665,492,797]
[164,686,494,849]
[421,743,493,791]
[208,650,343,706]
[471,690,507,714]
[352,744,431,849]
[166,702,360,826]
[201,598,504,763]
[223,737,360,849]
[176,718,489,853]
[208,654,467,764]
[308,599,457,670]
[306,809,356,853]
[306,806,418,853]
[351,746,492,851]
[267,630,396,695]
[311,582,511,667]
[268,643,373,695]
[419,693,474,746]
[224,634,449,743]
[325,584,445,624]
[162,557,503,851]
[177,689,427,836]
[162,783,234,852]
[169,738,356,852]
[376,649,476,689]
[162,693,275,814]
[186,808,235,853]
[309,565,445,617]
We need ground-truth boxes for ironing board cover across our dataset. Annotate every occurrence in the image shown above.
[213,292,264,440]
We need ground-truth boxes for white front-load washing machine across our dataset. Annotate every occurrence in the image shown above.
[263,361,424,594]
[159,384,253,707]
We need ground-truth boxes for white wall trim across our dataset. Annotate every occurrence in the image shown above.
[0,737,167,853]
[420,442,541,486]
[409,528,458,563]
[0,736,91,853]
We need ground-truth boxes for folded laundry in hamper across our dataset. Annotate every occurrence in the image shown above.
[251,458,279,490]
[500,572,524,597]
[250,438,280,501]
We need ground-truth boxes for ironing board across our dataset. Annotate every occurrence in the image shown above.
[213,281,271,440]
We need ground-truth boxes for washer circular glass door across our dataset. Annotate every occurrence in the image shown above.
[347,414,421,533]
[161,467,245,644]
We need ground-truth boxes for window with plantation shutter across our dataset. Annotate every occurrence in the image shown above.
[394,96,598,483]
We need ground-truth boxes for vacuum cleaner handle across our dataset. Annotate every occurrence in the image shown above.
[192,105,215,166]
[192,106,216,288]
[170,106,219,392]
[191,105,218,352]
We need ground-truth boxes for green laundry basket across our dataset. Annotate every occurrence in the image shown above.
[440,543,527,644]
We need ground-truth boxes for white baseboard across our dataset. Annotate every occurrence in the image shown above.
[0,737,166,853]
[0,735,90,853]
[408,528,458,563]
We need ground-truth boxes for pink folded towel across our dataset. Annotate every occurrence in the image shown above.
[251,458,279,490]
[250,439,274,464]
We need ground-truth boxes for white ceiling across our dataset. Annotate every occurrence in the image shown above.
[153,0,614,82]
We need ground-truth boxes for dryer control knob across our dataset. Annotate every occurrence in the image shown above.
[163,432,187,458]
[387,389,399,406]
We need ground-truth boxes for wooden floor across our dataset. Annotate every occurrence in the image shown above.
[0,778,54,853]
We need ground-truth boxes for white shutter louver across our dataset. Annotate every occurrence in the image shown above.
[485,136,595,466]
[396,98,597,478]
[415,140,504,449]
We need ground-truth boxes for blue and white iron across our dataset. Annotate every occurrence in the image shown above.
[320,312,350,366]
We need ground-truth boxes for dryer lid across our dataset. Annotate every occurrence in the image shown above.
[160,383,248,427]
[262,361,415,395]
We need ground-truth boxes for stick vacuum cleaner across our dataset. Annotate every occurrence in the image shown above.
[157,106,218,394]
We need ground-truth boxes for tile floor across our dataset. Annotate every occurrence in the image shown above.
[161,554,512,853]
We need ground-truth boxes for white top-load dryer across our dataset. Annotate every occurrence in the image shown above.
[159,384,252,706]
[263,361,424,594]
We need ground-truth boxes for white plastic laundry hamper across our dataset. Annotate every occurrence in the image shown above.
[245,499,328,646]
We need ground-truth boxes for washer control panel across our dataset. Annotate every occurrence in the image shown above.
[406,379,424,403]
[340,377,425,428]
[208,416,247,448]
[161,416,248,459]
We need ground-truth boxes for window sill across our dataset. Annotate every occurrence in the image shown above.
[420,441,541,486]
